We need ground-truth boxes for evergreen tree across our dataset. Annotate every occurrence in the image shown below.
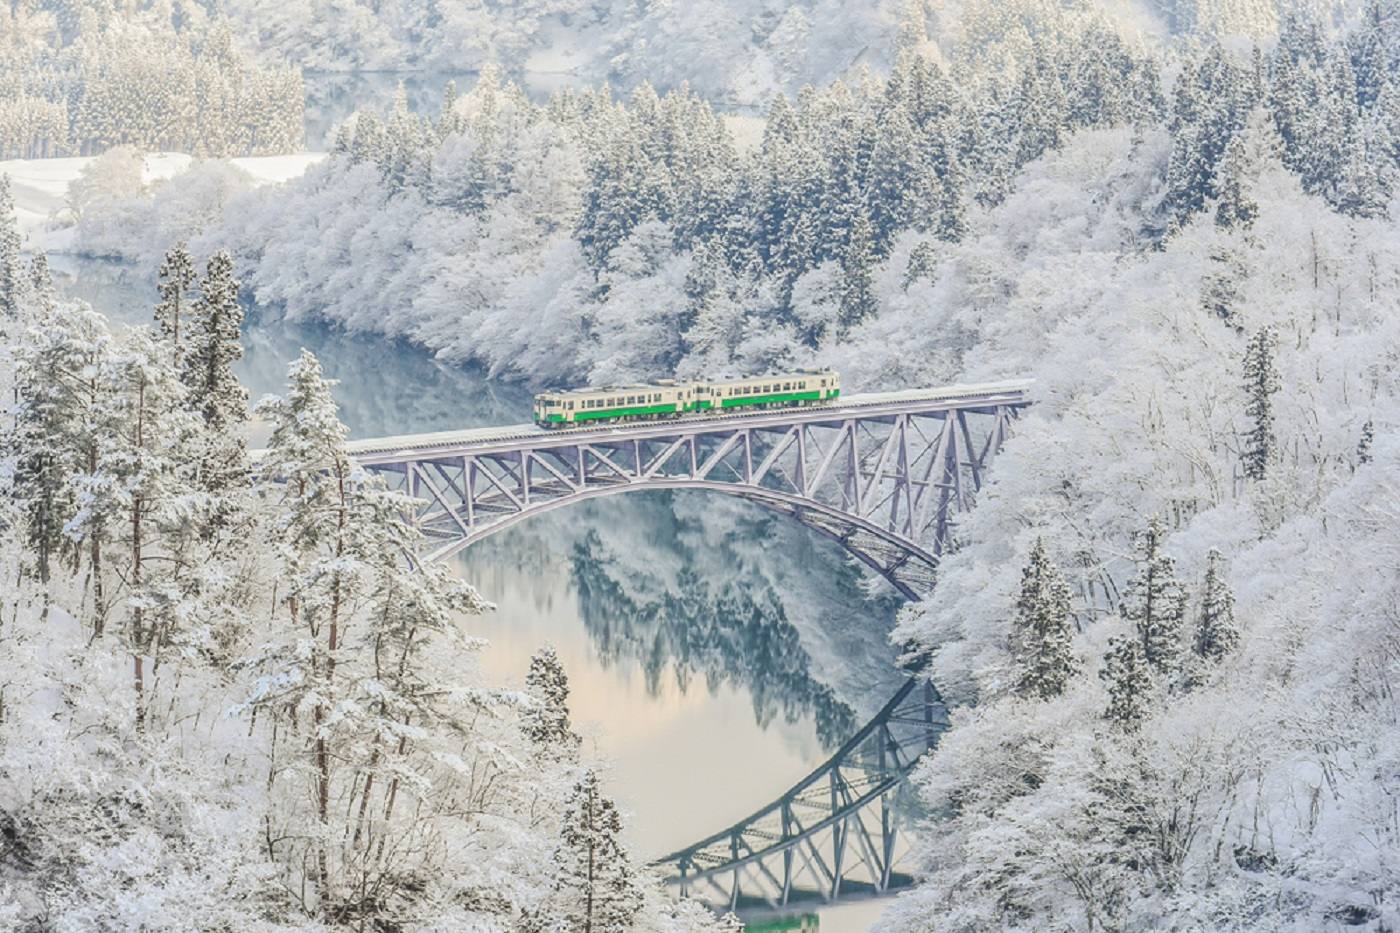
[1349,0,1391,109]
[524,645,582,756]
[4,302,109,600]
[1012,538,1079,700]
[1214,134,1258,230]
[1192,549,1239,663]
[1101,635,1150,732]
[437,78,463,138]
[1241,325,1281,481]
[1201,247,1246,331]
[1163,45,1253,228]
[1119,517,1187,676]
[181,250,248,519]
[0,174,24,320]
[534,770,643,932]
[838,210,877,331]
[26,254,55,319]
[1358,419,1374,464]
[153,242,196,365]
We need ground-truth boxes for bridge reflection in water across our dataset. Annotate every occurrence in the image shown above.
[655,675,947,913]
[345,381,1031,915]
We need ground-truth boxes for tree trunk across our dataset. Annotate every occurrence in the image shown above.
[132,378,145,733]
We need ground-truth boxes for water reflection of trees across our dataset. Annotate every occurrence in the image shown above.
[570,530,860,750]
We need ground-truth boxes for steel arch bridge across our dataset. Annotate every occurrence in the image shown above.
[338,379,1031,916]
[344,381,1030,600]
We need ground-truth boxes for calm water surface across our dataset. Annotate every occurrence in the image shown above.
[49,256,909,931]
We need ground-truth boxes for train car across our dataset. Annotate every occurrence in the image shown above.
[533,370,840,428]
[705,370,839,410]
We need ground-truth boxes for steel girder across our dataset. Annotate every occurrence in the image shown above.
[650,677,949,913]
[356,400,1022,598]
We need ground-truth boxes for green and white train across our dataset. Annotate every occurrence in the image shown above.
[533,370,841,428]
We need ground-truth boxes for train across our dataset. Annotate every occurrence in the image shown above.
[533,370,841,428]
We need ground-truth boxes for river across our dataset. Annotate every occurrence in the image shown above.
[45,255,909,932]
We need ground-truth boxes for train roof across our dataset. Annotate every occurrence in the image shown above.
[537,370,838,397]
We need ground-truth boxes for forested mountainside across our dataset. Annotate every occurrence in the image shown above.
[214,0,1366,104]
[76,6,1400,387]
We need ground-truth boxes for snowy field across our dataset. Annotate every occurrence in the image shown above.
[0,152,324,245]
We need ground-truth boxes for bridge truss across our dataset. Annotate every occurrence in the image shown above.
[347,383,1029,600]
[652,676,948,914]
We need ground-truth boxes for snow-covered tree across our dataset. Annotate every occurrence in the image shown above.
[1214,133,1259,231]
[1241,324,1280,482]
[68,327,199,730]
[180,250,248,528]
[839,210,878,331]
[1101,634,1150,732]
[153,242,196,366]
[27,255,56,318]
[525,644,582,757]
[243,349,515,923]
[526,769,643,932]
[1011,537,1078,699]
[1357,419,1374,464]
[1191,549,1238,664]
[0,174,24,320]
[3,302,110,601]
[1119,518,1187,676]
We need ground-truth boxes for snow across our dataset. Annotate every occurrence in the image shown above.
[0,152,326,243]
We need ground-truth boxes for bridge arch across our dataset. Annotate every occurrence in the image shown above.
[417,479,941,600]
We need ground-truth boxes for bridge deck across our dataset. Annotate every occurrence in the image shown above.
[330,380,1033,463]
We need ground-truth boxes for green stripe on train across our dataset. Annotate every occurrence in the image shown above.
[572,402,682,422]
[719,390,822,409]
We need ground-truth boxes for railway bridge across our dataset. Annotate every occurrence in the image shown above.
[343,380,1032,915]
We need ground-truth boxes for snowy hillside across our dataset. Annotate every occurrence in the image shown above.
[213,0,1367,105]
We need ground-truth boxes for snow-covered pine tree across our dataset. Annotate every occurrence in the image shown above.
[531,769,643,932]
[524,645,582,757]
[1163,45,1253,228]
[1358,419,1374,464]
[1101,634,1151,732]
[3,302,110,604]
[838,210,877,331]
[1192,549,1239,664]
[246,348,358,905]
[1119,517,1187,676]
[1241,325,1280,482]
[1214,133,1259,230]
[153,242,196,366]
[1012,537,1079,700]
[28,255,55,318]
[1348,0,1390,109]
[0,174,24,320]
[437,79,463,138]
[69,327,199,730]
[350,111,386,166]
[181,250,248,528]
